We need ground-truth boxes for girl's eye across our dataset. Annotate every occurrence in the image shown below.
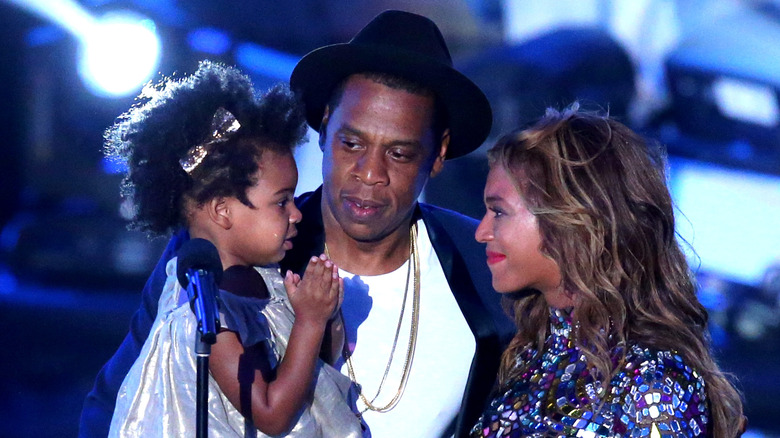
[490,207,504,218]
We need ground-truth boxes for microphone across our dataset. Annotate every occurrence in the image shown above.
[177,238,223,345]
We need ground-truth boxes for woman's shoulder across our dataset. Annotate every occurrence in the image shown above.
[610,344,709,437]
[621,344,706,389]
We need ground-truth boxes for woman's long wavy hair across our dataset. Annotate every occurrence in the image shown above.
[490,104,744,438]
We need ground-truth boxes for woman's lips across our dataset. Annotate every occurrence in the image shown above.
[486,251,506,265]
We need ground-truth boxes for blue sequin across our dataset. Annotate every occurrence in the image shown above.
[471,308,709,438]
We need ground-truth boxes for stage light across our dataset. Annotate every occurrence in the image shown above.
[7,0,161,97]
[78,12,161,97]
[712,77,779,128]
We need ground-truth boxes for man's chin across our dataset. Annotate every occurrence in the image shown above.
[338,219,401,244]
[343,227,389,244]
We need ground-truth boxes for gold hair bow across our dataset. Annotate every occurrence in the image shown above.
[179,107,241,174]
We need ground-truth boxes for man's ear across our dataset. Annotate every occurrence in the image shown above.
[318,106,330,151]
[429,128,450,178]
[208,197,232,230]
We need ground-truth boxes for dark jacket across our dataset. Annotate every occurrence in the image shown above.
[79,188,514,438]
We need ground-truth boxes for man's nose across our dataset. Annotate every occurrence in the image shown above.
[354,149,389,185]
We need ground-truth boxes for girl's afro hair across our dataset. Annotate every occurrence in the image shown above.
[105,60,307,236]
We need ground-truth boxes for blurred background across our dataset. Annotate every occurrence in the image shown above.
[0,0,778,436]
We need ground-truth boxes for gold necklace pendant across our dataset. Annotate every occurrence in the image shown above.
[327,223,421,414]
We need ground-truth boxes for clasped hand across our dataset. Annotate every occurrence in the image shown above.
[284,254,344,326]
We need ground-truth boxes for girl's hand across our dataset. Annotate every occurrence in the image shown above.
[284,254,342,326]
[212,255,344,435]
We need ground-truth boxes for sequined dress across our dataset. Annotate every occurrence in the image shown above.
[109,258,362,438]
[471,308,709,438]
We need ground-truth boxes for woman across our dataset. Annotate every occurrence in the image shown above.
[471,104,744,438]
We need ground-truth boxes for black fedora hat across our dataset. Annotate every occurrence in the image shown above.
[290,10,492,159]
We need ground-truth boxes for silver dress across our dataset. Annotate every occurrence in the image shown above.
[109,259,363,437]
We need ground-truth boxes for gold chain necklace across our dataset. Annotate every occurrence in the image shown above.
[325,222,420,414]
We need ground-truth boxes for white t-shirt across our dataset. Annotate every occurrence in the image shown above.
[337,219,476,438]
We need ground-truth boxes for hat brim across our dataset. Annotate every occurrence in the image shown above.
[290,43,492,159]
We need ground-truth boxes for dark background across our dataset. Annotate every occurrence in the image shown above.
[1,0,779,436]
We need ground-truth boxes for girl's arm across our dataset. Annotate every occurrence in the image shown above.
[322,315,346,366]
[209,256,341,435]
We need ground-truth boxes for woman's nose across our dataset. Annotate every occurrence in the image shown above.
[475,214,492,243]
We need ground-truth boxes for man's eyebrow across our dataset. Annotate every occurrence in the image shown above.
[337,124,364,138]
[388,138,424,148]
[338,123,424,149]
[273,187,295,196]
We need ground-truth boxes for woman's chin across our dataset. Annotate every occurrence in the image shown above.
[502,288,542,300]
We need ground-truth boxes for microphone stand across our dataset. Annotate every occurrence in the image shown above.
[186,268,220,438]
[195,334,212,438]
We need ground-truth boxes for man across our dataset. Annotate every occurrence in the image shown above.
[80,10,513,438]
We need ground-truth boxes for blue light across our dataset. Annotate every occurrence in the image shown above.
[77,12,162,97]
[234,43,298,80]
[7,0,162,98]
[669,157,780,287]
[187,27,231,55]
[726,140,754,162]
[25,25,65,47]
[101,156,127,175]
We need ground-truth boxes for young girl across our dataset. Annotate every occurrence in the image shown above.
[105,61,362,437]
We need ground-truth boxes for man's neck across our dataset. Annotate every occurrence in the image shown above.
[322,218,414,277]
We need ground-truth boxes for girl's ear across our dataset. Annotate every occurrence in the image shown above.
[208,197,232,230]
